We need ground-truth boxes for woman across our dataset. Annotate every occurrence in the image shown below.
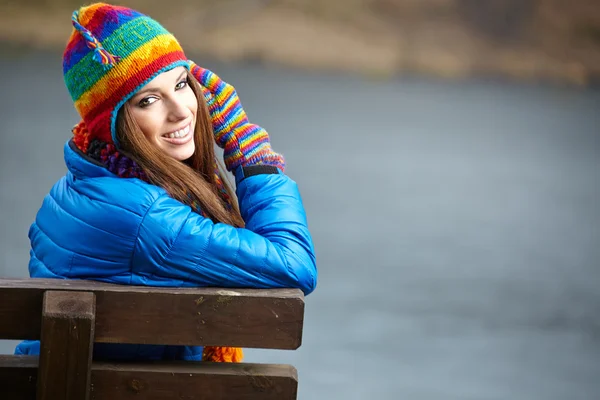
[15,2,317,362]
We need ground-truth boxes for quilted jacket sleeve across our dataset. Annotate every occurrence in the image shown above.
[132,171,317,295]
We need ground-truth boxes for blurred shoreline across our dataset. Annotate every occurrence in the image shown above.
[1,0,599,87]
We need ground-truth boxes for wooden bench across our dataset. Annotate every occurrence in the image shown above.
[0,278,305,399]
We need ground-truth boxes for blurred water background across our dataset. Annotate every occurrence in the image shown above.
[1,1,600,399]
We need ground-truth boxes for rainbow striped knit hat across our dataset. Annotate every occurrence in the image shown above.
[64,3,189,151]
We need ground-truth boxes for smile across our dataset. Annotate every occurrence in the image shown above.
[161,122,193,144]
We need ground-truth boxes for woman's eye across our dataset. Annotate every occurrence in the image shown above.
[175,80,188,90]
[139,97,157,107]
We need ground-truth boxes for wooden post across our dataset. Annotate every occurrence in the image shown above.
[37,290,96,400]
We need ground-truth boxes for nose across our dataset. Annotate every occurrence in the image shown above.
[166,96,189,122]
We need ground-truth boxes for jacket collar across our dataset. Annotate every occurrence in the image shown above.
[64,139,115,179]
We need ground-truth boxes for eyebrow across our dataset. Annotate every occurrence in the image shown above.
[133,70,188,98]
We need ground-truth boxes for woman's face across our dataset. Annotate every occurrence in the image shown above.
[128,66,197,161]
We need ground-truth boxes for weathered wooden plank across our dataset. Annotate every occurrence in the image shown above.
[0,278,303,297]
[91,361,298,400]
[0,278,304,349]
[0,356,298,400]
[0,355,37,400]
[37,291,96,400]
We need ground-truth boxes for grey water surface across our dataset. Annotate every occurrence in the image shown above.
[1,45,599,400]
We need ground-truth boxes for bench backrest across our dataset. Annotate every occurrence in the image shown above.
[0,278,305,399]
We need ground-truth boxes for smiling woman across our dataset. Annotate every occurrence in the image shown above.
[15,2,317,364]
[112,63,244,227]
[126,67,197,161]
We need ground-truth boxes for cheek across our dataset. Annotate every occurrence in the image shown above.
[132,111,161,141]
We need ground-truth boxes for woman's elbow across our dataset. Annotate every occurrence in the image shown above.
[299,269,317,295]
[268,237,317,295]
[287,253,317,296]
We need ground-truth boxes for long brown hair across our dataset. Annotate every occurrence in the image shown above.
[116,71,245,228]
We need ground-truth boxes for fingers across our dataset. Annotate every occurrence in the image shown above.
[188,60,226,94]
[201,85,214,104]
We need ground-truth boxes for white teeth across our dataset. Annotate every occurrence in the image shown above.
[165,124,190,139]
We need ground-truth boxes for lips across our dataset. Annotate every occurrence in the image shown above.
[161,122,193,145]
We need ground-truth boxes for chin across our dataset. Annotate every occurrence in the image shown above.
[169,143,196,161]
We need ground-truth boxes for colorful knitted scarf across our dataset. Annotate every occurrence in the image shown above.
[73,121,243,363]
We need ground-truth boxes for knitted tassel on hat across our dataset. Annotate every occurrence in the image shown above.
[202,346,244,363]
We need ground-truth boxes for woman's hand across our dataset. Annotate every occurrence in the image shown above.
[189,61,285,172]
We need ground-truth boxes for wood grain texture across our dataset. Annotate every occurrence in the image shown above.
[37,291,95,400]
[0,356,298,400]
[91,361,298,400]
[0,279,305,349]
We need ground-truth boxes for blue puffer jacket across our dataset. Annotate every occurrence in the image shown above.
[15,140,317,360]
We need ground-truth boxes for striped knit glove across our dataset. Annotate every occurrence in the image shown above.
[189,61,285,172]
